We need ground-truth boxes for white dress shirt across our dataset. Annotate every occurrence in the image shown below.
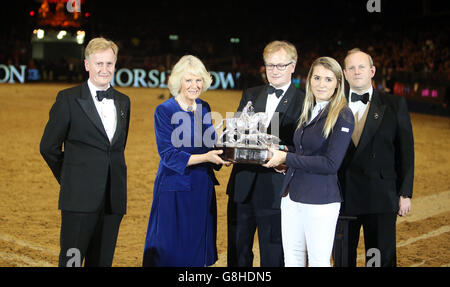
[348,86,373,146]
[308,100,329,124]
[348,86,373,121]
[87,79,117,143]
[264,82,291,127]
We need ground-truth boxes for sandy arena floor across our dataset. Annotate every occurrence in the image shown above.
[0,83,449,267]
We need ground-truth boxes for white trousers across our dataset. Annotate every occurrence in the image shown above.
[281,196,340,267]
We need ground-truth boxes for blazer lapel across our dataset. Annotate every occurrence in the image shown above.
[275,84,295,124]
[253,86,268,113]
[76,82,109,141]
[305,104,329,128]
[111,88,125,145]
[352,90,386,159]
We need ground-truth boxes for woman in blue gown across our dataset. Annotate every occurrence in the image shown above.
[143,55,229,267]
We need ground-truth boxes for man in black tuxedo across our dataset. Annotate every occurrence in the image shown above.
[40,38,130,267]
[226,41,305,266]
[339,49,414,266]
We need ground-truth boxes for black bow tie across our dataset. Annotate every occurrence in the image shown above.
[96,88,114,101]
[267,86,284,98]
[351,92,370,104]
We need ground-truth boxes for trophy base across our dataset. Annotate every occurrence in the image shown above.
[216,146,271,164]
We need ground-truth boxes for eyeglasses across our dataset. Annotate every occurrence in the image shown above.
[265,62,293,71]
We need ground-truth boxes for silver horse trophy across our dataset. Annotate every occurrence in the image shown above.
[215,101,280,164]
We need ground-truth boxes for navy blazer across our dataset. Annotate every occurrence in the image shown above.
[280,105,354,204]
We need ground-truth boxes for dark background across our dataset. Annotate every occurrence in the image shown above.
[0,0,449,112]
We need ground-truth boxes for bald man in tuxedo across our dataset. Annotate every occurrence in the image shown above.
[339,48,414,267]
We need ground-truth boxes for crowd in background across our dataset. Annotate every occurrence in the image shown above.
[0,1,449,91]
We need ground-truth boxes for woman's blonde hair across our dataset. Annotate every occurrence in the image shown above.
[297,56,348,138]
[84,37,119,60]
[168,55,212,97]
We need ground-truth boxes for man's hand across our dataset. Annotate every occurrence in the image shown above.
[398,196,411,216]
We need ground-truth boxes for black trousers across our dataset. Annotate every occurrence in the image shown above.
[346,213,397,267]
[227,194,284,267]
[58,188,123,267]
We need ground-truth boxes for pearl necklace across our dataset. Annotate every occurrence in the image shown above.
[176,96,196,112]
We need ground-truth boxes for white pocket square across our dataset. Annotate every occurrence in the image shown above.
[341,127,349,133]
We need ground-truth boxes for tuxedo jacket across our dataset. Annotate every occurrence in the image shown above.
[281,106,354,204]
[339,90,414,215]
[226,84,305,209]
[40,82,130,214]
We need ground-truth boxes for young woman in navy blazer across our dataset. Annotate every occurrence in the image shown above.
[264,57,355,266]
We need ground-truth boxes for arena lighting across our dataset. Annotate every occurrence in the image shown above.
[230,38,240,44]
[421,88,438,98]
[57,30,67,40]
[34,29,45,39]
[76,30,85,44]
[29,11,35,16]
[169,34,179,41]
